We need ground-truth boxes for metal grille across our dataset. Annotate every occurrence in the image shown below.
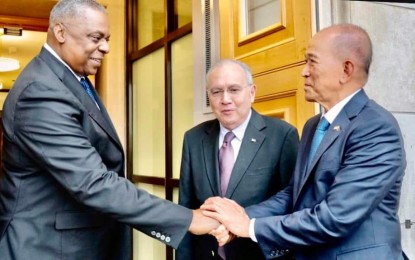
[204,0,211,108]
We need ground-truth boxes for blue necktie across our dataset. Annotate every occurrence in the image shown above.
[80,78,100,109]
[308,117,330,166]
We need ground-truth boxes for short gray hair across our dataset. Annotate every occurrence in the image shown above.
[206,59,254,86]
[49,0,107,28]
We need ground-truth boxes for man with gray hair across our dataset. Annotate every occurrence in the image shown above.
[177,59,299,259]
[0,0,217,259]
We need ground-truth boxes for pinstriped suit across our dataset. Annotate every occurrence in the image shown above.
[0,47,192,259]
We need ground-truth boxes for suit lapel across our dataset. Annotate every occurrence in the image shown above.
[202,122,221,196]
[83,77,123,149]
[296,90,370,201]
[306,118,344,174]
[226,110,266,198]
[39,48,123,151]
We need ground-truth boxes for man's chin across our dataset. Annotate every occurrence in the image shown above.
[85,68,99,76]
[304,94,316,103]
[220,120,237,130]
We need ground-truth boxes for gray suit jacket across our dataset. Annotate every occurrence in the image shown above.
[176,110,299,260]
[0,47,192,259]
[246,90,406,260]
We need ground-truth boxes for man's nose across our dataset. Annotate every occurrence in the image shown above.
[301,64,309,77]
[221,90,232,102]
[99,40,110,54]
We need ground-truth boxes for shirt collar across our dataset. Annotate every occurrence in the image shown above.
[219,109,252,141]
[44,43,83,82]
[323,89,361,124]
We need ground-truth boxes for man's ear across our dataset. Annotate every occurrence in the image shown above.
[340,60,354,84]
[250,84,257,103]
[54,23,66,43]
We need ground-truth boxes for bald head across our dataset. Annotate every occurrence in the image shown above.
[319,24,372,75]
[302,24,373,110]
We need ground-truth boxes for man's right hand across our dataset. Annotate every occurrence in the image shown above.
[188,208,220,235]
[201,197,251,238]
[209,224,235,246]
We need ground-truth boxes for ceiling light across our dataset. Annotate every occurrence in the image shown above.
[4,27,23,36]
[0,57,20,72]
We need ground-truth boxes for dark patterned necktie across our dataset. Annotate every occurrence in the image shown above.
[80,78,100,109]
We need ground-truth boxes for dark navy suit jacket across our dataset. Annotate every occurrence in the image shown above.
[246,90,406,260]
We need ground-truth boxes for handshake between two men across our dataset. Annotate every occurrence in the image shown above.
[190,197,248,246]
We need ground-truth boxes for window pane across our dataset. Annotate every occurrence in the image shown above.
[138,0,165,48]
[172,187,179,204]
[171,34,194,179]
[133,184,166,260]
[242,0,281,36]
[132,49,165,177]
[175,0,192,27]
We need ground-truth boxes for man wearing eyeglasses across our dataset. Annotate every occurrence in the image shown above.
[176,59,299,260]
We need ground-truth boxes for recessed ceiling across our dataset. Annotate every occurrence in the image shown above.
[0,0,55,89]
[0,0,109,90]
[0,0,57,20]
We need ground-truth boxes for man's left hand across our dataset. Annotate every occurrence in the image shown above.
[201,197,250,238]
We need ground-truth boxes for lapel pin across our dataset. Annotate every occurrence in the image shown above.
[251,138,257,143]
[333,125,341,132]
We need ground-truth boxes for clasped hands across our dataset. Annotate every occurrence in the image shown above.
[189,197,250,246]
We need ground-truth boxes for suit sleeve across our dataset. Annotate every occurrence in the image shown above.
[12,82,192,249]
[253,112,405,253]
[176,133,195,259]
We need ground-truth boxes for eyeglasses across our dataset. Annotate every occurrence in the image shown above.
[208,85,250,99]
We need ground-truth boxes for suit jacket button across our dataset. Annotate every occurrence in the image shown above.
[156,232,161,238]
[151,231,156,236]
[160,235,165,241]
[165,237,171,243]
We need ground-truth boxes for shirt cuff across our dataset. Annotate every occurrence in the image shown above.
[249,218,258,242]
